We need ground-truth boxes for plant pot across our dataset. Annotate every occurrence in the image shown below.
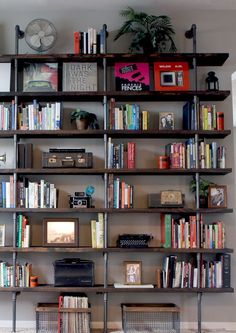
[76,118,89,130]
[199,196,208,208]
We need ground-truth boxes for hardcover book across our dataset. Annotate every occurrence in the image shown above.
[63,62,97,91]
[23,63,58,92]
[115,63,150,91]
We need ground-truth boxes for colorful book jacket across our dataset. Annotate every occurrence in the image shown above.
[23,63,58,92]
[115,63,150,91]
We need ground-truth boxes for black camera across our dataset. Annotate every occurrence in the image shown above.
[69,192,92,208]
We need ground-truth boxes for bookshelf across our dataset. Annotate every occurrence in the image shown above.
[0,35,234,333]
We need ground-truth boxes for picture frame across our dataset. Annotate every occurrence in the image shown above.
[159,112,174,130]
[124,261,142,285]
[208,185,227,208]
[0,224,5,246]
[43,218,78,247]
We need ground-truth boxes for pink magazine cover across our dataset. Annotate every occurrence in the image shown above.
[115,62,150,91]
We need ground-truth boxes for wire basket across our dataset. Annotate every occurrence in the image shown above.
[36,303,58,333]
[121,303,180,333]
[36,302,91,333]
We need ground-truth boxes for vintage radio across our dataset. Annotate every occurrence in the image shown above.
[148,191,184,208]
[54,258,94,287]
[69,192,92,208]
[42,148,93,168]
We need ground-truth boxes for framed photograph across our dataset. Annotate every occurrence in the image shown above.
[23,62,58,92]
[124,261,142,285]
[0,224,5,246]
[208,185,227,208]
[43,218,78,247]
[159,112,174,130]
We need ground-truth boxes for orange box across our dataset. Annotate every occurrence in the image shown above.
[154,62,190,91]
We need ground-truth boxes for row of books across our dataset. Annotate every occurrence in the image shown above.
[199,105,224,130]
[0,262,32,287]
[165,140,226,169]
[160,254,230,288]
[161,214,225,249]
[0,101,16,130]
[17,178,58,208]
[18,101,61,130]
[74,25,106,55]
[108,175,134,209]
[91,213,104,248]
[107,139,135,169]
[16,214,30,248]
[59,295,90,333]
[109,99,149,130]
[183,102,224,131]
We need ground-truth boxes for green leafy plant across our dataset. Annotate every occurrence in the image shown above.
[114,7,177,53]
[70,109,99,129]
[190,177,215,198]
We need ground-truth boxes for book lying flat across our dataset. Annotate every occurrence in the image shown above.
[114,283,154,288]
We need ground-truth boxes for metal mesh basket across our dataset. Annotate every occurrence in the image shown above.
[36,303,91,333]
[121,303,180,333]
[36,303,58,333]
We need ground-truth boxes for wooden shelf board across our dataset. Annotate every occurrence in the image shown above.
[106,247,234,254]
[105,53,229,66]
[0,286,233,293]
[107,168,232,175]
[0,52,229,67]
[106,91,230,102]
[0,129,231,139]
[0,168,230,175]
[0,247,233,253]
[0,208,232,214]
[106,129,231,139]
[0,91,229,102]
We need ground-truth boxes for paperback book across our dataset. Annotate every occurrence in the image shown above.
[23,63,58,92]
[63,62,97,91]
[115,62,150,91]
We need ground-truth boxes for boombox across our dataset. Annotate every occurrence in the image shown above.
[42,148,93,168]
[69,192,92,208]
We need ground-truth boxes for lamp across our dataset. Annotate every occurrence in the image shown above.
[206,71,219,91]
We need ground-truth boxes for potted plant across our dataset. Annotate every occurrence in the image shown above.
[114,7,177,53]
[70,109,99,130]
[190,177,215,208]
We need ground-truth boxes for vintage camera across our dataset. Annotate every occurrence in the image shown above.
[69,192,92,208]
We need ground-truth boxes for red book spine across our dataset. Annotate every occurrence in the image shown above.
[216,112,224,130]
[74,31,80,54]
[127,142,135,169]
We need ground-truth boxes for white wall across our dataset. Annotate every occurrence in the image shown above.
[0,7,236,330]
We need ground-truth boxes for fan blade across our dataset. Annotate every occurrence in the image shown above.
[30,34,41,48]
[44,24,53,36]
[41,35,54,47]
[28,22,42,35]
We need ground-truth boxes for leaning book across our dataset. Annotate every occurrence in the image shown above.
[63,62,97,91]
[23,63,58,92]
[115,62,150,91]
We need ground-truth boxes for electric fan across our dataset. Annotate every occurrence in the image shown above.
[24,19,57,52]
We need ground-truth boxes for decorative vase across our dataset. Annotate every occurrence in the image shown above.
[76,119,89,130]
